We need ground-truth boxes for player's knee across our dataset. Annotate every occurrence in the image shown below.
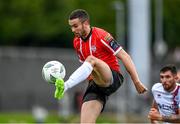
[85,55,97,65]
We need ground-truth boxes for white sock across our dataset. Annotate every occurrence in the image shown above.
[64,62,93,92]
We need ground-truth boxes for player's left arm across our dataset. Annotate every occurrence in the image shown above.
[159,109,180,123]
[116,49,147,93]
[116,49,142,85]
[100,31,139,81]
[148,109,180,123]
[160,89,180,122]
[100,30,147,93]
[101,33,138,82]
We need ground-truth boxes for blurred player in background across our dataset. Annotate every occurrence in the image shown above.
[148,64,180,123]
[54,9,147,123]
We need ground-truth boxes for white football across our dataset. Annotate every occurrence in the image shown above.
[42,61,66,84]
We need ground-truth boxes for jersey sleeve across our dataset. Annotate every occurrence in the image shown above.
[151,83,161,97]
[100,30,122,55]
[151,84,156,93]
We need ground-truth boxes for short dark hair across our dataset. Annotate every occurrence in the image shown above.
[160,64,177,74]
[69,9,89,22]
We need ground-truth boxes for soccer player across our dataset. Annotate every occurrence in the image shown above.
[148,64,180,123]
[54,9,147,123]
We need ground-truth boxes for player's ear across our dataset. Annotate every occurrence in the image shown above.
[83,20,90,26]
[174,74,179,81]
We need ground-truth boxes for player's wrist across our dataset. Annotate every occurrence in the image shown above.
[161,115,169,122]
[161,115,171,122]
[133,79,141,84]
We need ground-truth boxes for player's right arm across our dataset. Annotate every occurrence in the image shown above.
[151,100,158,108]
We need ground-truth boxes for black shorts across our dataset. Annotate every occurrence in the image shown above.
[83,70,124,112]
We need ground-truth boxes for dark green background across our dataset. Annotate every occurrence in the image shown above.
[0,0,179,49]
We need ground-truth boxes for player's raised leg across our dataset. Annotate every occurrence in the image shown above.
[54,55,113,99]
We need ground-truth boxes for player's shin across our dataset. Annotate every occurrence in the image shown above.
[64,61,93,91]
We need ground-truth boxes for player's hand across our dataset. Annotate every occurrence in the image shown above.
[148,108,162,121]
[134,81,148,94]
[54,78,65,100]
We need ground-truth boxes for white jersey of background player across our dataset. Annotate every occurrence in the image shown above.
[148,65,180,123]
[152,83,180,116]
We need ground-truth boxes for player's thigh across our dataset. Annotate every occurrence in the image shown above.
[85,55,112,84]
[81,100,103,123]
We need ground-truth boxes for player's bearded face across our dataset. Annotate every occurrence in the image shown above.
[80,24,86,37]
[69,18,86,37]
[160,71,176,91]
[73,24,85,37]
